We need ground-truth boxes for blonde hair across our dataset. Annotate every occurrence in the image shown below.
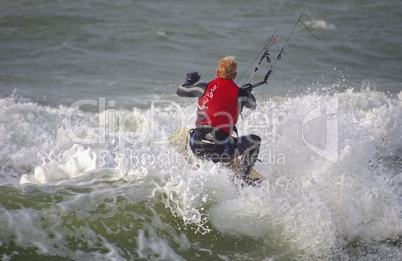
[217,56,237,79]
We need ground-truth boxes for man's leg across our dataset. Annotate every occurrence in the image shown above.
[236,134,261,178]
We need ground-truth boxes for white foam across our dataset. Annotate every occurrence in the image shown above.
[305,20,336,31]
[20,145,94,184]
[157,88,402,257]
[1,87,402,258]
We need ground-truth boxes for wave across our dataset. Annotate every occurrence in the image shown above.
[305,19,336,31]
[0,88,401,259]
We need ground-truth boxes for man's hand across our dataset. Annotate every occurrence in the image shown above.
[240,83,253,92]
[186,72,201,84]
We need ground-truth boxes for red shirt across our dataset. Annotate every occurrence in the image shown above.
[195,78,240,134]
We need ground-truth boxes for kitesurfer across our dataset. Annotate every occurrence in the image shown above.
[176,56,261,185]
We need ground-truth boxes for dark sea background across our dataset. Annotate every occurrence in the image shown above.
[1,0,401,260]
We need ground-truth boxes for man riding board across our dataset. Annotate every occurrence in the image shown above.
[176,56,262,185]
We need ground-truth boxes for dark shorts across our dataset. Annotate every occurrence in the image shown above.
[189,126,261,164]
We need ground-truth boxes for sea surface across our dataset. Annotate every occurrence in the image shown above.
[1,0,402,260]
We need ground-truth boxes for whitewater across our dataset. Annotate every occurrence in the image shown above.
[1,86,401,260]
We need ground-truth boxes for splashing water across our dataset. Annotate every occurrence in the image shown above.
[0,87,401,260]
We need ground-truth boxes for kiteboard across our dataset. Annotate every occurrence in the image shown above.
[168,128,265,180]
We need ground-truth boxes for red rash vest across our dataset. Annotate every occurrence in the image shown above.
[195,78,240,134]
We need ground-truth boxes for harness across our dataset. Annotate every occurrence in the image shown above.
[189,126,237,163]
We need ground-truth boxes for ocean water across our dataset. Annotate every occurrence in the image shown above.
[1,0,402,260]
